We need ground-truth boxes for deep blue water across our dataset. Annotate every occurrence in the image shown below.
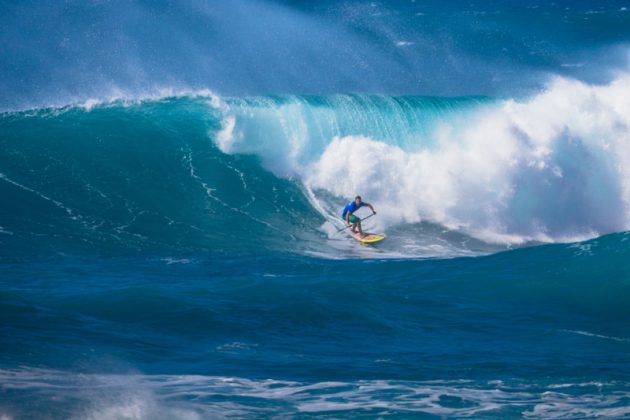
[2,1,630,418]
[2,240,630,418]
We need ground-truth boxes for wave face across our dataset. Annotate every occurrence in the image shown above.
[0,93,496,259]
[0,96,326,258]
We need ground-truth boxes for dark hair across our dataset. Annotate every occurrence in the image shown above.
[355,195,362,200]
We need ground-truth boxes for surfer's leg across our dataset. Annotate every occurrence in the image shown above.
[349,215,362,234]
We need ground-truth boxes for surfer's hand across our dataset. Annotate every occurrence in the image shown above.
[373,211,377,215]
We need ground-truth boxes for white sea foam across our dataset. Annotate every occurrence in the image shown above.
[161,258,193,265]
[563,329,630,343]
[0,173,79,222]
[1,368,629,419]
[54,88,222,113]
[214,74,630,245]
[215,115,237,153]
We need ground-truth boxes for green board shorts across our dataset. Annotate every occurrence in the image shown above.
[344,214,360,224]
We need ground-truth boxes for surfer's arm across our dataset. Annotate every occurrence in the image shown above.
[366,203,376,214]
[345,212,351,225]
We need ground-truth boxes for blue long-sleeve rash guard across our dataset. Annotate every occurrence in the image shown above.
[341,201,366,219]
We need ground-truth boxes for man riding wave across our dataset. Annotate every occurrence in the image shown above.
[341,195,376,238]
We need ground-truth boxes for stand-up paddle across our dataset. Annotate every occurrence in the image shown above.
[334,213,376,234]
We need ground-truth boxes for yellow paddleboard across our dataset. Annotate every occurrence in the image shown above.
[350,232,386,243]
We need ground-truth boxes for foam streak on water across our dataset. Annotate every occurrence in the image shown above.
[2,369,630,419]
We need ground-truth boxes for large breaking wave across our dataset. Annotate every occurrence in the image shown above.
[1,74,630,258]
[217,75,630,245]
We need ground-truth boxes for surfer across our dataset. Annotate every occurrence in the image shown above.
[342,195,376,238]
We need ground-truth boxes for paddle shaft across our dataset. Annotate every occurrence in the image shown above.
[336,212,376,233]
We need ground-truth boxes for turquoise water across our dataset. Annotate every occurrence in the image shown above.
[2,1,630,418]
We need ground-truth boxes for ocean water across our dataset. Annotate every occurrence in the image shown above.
[2,1,630,418]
